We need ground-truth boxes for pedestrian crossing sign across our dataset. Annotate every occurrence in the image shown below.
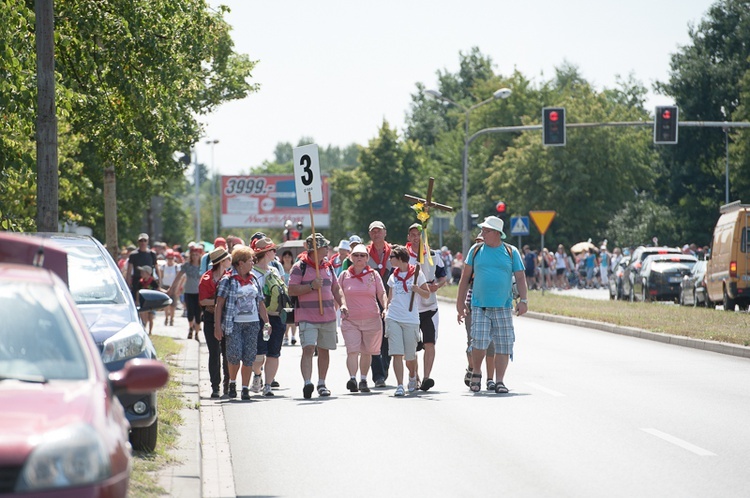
[510,216,530,236]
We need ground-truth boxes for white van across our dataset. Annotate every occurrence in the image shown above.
[706,201,750,311]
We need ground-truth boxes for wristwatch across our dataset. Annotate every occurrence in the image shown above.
[519,299,528,304]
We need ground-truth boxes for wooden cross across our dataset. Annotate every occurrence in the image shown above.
[403,177,454,215]
[403,177,454,310]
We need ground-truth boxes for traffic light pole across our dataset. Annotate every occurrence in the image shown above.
[460,120,750,255]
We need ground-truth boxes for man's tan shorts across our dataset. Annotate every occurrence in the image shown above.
[299,321,338,350]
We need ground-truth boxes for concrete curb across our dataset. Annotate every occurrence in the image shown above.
[524,311,750,359]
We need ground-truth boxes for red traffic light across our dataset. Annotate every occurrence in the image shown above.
[662,110,671,120]
[496,201,507,214]
[549,111,559,122]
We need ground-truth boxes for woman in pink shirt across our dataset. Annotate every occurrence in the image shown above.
[338,243,387,393]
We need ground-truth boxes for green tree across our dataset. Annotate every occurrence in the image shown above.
[352,121,425,240]
[0,0,257,240]
[657,0,750,244]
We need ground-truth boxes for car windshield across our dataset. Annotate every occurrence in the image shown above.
[0,281,88,381]
[65,243,126,305]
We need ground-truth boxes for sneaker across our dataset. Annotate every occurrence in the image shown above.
[420,377,434,391]
[358,380,370,393]
[241,387,250,400]
[262,384,274,397]
[303,383,314,399]
[251,374,262,393]
[291,337,297,345]
[210,389,220,399]
[346,378,359,393]
[407,377,418,392]
[228,384,237,399]
[394,385,405,397]
[374,378,386,388]
[271,379,280,388]
[487,380,496,392]
[283,337,289,346]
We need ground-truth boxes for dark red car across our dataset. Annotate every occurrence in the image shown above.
[0,263,168,496]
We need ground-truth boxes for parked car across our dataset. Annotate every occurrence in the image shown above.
[631,253,698,303]
[680,259,708,307]
[608,255,630,300]
[7,233,171,451]
[0,262,168,496]
[622,246,682,302]
[705,201,750,311]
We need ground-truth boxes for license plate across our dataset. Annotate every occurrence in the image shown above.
[668,277,682,283]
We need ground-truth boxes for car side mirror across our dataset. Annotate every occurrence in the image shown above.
[138,289,172,312]
[110,358,169,395]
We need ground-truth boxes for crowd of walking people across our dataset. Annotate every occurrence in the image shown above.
[120,215,529,399]
[121,226,709,400]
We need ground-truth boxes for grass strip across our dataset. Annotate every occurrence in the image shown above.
[129,335,185,498]
[438,286,750,347]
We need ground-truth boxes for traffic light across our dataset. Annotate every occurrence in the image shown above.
[654,106,679,144]
[496,201,507,214]
[543,107,566,146]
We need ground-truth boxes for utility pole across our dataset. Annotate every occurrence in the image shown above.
[35,0,58,231]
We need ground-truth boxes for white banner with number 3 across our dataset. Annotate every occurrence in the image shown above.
[292,144,323,206]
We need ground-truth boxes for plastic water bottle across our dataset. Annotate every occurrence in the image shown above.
[262,323,271,341]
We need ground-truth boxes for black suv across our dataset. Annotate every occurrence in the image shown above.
[621,246,682,302]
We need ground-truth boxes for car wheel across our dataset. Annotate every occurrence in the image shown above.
[130,418,158,452]
[723,288,736,312]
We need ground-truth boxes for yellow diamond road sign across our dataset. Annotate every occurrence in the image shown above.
[529,211,556,235]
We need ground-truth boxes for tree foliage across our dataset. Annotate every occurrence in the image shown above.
[0,0,257,239]
[656,0,750,244]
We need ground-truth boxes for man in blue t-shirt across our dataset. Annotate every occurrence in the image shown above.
[456,216,528,395]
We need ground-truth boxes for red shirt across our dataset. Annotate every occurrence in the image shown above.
[198,269,220,302]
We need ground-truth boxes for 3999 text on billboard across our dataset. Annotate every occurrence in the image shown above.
[220,175,330,229]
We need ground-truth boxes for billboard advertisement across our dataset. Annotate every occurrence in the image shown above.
[221,175,330,229]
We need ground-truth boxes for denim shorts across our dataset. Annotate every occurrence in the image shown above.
[256,315,285,358]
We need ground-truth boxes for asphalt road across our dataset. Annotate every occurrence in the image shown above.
[219,300,750,497]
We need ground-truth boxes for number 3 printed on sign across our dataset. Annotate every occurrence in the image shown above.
[300,155,313,186]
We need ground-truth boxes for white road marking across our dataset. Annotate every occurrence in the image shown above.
[641,428,716,456]
[525,382,565,397]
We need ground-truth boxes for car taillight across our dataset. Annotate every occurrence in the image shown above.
[730,261,737,278]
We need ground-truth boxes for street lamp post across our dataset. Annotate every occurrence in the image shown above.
[193,148,200,242]
[424,87,512,255]
[206,139,220,240]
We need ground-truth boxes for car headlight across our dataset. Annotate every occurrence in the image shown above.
[16,423,110,491]
[101,322,148,363]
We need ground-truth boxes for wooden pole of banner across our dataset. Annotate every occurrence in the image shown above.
[308,191,323,315]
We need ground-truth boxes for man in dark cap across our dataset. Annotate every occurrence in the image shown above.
[288,233,344,399]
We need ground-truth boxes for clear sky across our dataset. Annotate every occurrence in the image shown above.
[194,0,715,176]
